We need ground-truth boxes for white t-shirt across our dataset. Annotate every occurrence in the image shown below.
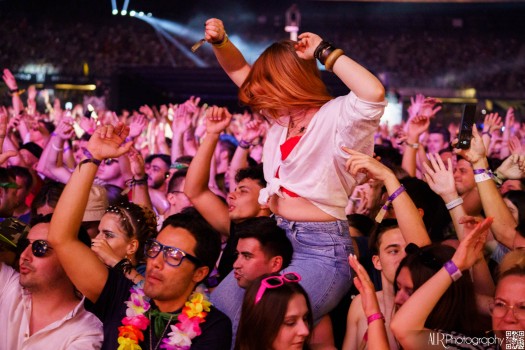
[259,92,387,220]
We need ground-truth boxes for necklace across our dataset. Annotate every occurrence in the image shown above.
[149,313,174,350]
[117,285,211,350]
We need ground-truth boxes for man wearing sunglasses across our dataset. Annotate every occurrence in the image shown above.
[47,123,232,350]
[0,214,103,349]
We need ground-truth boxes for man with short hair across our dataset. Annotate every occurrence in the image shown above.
[427,126,450,154]
[0,215,103,349]
[10,165,33,223]
[145,154,170,191]
[164,168,192,216]
[0,167,18,221]
[48,123,232,350]
[211,216,293,345]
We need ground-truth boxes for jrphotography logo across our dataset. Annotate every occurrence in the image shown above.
[426,331,525,349]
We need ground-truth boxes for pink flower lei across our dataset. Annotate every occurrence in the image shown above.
[117,285,211,350]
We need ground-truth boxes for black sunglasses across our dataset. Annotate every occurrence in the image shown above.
[18,238,52,257]
[144,239,202,267]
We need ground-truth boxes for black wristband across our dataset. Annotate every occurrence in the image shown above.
[314,41,336,65]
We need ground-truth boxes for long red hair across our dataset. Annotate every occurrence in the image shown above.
[238,40,333,120]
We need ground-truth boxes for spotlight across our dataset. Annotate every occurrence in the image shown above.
[147,13,152,17]
[130,10,136,17]
[139,11,144,16]
[112,9,118,15]
[121,10,127,16]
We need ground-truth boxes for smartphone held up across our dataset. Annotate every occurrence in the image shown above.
[456,103,477,150]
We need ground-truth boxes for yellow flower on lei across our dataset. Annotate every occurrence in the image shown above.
[183,292,211,319]
[117,336,142,350]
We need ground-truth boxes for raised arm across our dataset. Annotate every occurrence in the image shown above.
[205,18,251,87]
[456,125,517,248]
[295,33,384,102]
[390,217,491,349]
[344,148,431,247]
[47,123,132,302]
[184,106,232,238]
[38,118,75,184]
[402,115,430,177]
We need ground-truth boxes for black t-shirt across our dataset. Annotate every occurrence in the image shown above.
[217,222,238,283]
[88,268,232,350]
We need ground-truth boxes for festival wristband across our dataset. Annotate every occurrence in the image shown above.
[375,184,405,223]
[367,312,385,325]
[444,260,462,282]
[445,197,464,210]
[474,172,492,183]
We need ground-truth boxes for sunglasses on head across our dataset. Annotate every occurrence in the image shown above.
[18,238,52,257]
[255,272,302,304]
[144,239,203,268]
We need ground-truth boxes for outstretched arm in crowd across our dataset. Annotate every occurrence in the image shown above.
[37,118,75,183]
[127,147,153,211]
[402,115,430,177]
[47,123,132,302]
[456,125,517,248]
[206,19,251,87]
[343,148,431,247]
[390,217,491,349]
[348,254,390,350]
[228,115,264,187]
[184,106,232,239]
[295,33,384,102]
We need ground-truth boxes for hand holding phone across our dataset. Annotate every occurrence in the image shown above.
[456,104,477,150]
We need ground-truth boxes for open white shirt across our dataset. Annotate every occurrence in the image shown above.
[259,92,387,220]
[0,263,103,350]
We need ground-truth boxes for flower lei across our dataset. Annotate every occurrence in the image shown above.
[117,285,211,350]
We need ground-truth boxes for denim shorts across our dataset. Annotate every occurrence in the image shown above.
[276,216,354,323]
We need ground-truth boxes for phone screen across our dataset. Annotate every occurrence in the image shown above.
[456,104,477,150]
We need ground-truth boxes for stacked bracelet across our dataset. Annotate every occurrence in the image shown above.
[325,49,345,72]
[238,140,252,150]
[473,168,492,183]
[125,175,148,188]
[212,34,229,48]
[367,312,385,325]
[375,184,406,223]
[445,197,464,210]
[444,260,462,282]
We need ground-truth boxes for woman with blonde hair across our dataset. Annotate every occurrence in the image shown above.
[204,18,387,323]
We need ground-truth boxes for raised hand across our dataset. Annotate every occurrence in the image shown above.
[453,124,486,166]
[0,107,17,165]
[55,117,75,140]
[508,136,523,155]
[90,238,121,268]
[206,106,232,135]
[496,154,525,180]
[240,118,263,144]
[342,147,394,183]
[348,254,381,317]
[483,113,503,134]
[79,116,96,135]
[126,147,146,179]
[295,32,322,60]
[2,69,18,90]
[505,107,515,130]
[205,18,227,43]
[406,115,430,139]
[423,153,457,200]
[452,216,493,271]
[128,114,147,139]
[139,105,154,120]
[86,123,133,161]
